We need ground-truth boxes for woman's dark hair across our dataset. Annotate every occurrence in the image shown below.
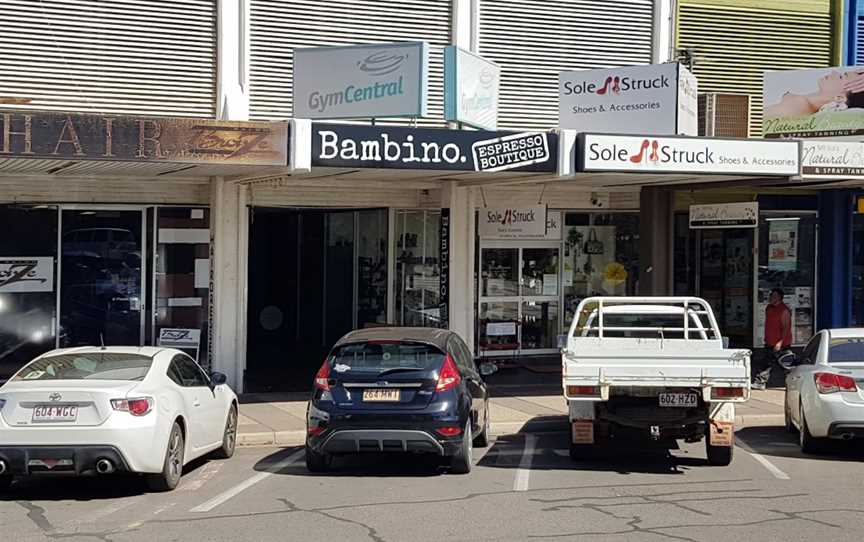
[770,288,784,298]
[847,90,864,109]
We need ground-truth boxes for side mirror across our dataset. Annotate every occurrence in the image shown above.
[210,371,227,386]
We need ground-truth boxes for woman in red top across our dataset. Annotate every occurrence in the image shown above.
[753,288,792,390]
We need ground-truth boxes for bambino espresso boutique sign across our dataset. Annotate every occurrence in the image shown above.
[0,110,288,166]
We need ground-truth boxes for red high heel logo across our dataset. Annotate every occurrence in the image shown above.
[612,76,621,95]
[649,140,659,162]
[630,139,651,163]
[596,76,614,95]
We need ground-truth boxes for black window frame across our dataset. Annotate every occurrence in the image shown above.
[170,354,209,387]
[801,334,821,365]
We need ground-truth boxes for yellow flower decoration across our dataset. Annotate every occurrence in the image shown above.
[603,262,627,285]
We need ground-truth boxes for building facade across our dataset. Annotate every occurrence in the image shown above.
[0,0,860,394]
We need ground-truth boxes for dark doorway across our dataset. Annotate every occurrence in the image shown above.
[245,208,388,392]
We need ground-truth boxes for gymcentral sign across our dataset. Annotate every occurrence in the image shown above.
[294,42,429,119]
[578,134,799,176]
[559,63,697,136]
[312,123,556,173]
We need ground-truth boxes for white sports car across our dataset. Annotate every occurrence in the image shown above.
[785,328,864,453]
[0,346,238,491]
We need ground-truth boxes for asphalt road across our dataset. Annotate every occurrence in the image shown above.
[3,420,864,542]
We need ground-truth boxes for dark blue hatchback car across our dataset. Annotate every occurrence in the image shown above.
[305,328,489,474]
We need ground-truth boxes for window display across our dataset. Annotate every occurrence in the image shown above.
[395,210,441,327]
[562,213,639,333]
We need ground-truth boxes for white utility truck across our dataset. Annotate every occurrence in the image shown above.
[562,297,751,465]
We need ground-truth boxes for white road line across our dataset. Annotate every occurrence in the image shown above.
[190,449,305,513]
[736,437,791,480]
[513,433,536,492]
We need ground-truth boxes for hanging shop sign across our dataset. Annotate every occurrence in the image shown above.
[444,46,500,131]
[689,202,759,229]
[764,67,864,138]
[312,123,556,173]
[578,133,799,175]
[294,42,429,119]
[479,205,548,239]
[0,110,288,166]
[559,63,698,136]
[801,141,864,179]
[0,257,54,293]
[438,208,450,329]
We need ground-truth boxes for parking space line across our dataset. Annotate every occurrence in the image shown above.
[736,437,790,480]
[513,433,536,492]
[190,449,305,513]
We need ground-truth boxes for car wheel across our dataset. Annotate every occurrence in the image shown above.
[705,438,734,466]
[305,444,330,473]
[450,421,472,474]
[212,406,238,459]
[146,422,185,491]
[784,401,795,434]
[799,406,823,455]
[473,406,490,448]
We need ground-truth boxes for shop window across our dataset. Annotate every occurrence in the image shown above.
[562,213,640,332]
[155,207,210,367]
[757,213,817,346]
[0,205,59,381]
[395,210,441,328]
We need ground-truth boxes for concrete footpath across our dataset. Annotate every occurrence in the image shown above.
[236,389,786,447]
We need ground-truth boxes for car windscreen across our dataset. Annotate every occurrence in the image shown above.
[12,353,154,381]
[329,341,444,373]
[828,339,864,364]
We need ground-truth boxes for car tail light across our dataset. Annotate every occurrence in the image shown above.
[435,426,462,437]
[435,354,461,392]
[567,385,599,397]
[711,387,745,399]
[314,359,331,391]
[814,372,858,394]
[307,425,325,437]
[111,397,153,416]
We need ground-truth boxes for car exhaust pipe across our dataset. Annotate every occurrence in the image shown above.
[95,459,115,474]
[0,460,6,474]
[840,433,855,441]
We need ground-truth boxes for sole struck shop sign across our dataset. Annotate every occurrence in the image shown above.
[312,123,555,173]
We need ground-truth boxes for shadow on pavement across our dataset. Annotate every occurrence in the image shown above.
[253,446,448,478]
[737,425,864,462]
[0,455,212,500]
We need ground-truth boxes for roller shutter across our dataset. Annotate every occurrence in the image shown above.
[478,0,655,131]
[250,0,451,125]
[0,0,216,117]
[677,1,833,136]
[857,15,864,64]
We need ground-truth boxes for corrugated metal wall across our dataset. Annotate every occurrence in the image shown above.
[0,0,217,117]
[249,0,451,125]
[677,0,834,136]
[478,0,655,131]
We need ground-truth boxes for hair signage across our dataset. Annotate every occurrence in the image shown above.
[0,110,288,166]
[689,202,759,229]
[312,123,555,173]
[764,67,864,138]
[479,206,549,239]
[0,257,54,293]
[157,328,201,349]
[444,46,500,131]
[801,141,864,179]
[438,208,450,329]
[559,63,698,136]
[578,133,799,175]
[294,42,429,119]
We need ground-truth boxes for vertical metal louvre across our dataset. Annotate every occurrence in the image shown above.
[677,1,833,136]
[250,0,451,125]
[0,0,216,117]
[479,0,654,131]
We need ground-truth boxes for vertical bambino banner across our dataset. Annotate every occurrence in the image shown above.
[438,209,450,329]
